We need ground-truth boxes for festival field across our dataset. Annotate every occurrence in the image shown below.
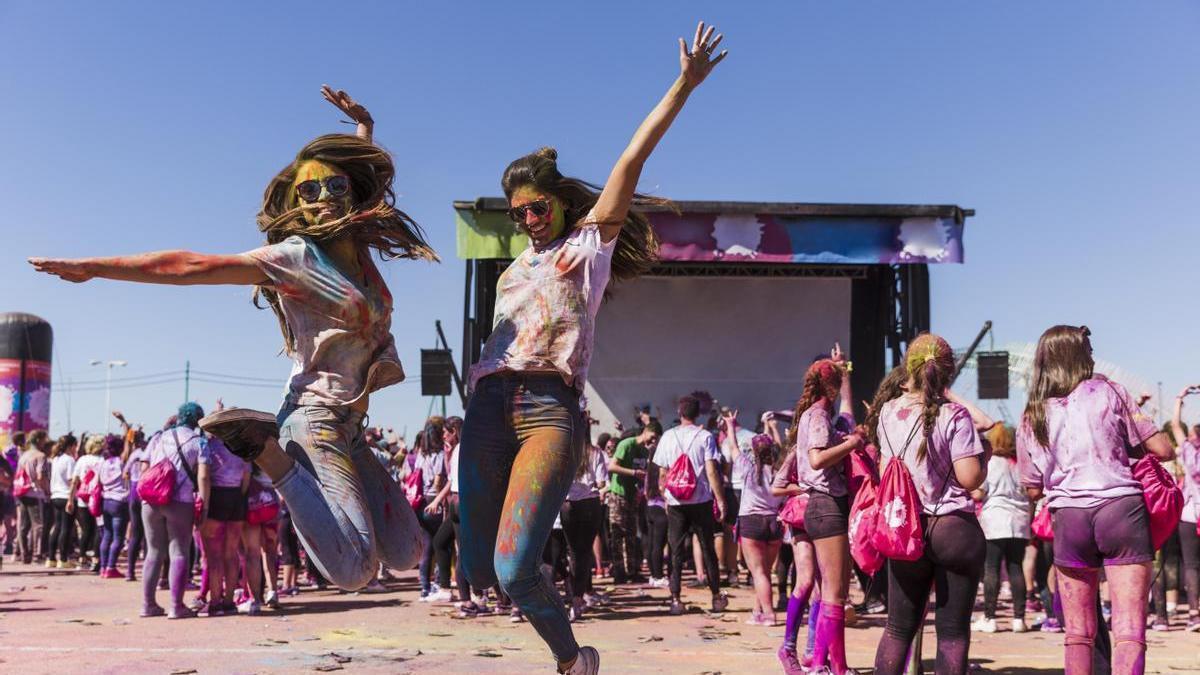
[2,562,1196,674]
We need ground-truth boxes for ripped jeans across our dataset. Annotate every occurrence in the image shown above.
[459,374,585,664]
[273,402,422,590]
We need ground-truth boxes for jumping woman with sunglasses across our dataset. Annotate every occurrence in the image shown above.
[457,22,728,675]
[30,86,432,592]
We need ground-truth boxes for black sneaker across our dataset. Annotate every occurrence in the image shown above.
[199,408,278,462]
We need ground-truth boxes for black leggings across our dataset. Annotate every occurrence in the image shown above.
[446,497,472,602]
[1179,520,1200,616]
[646,505,668,579]
[76,507,97,560]
[431,506,456,590]
[561,497,602,597]
[127,496,145,576]
[667,501,720,597]
[983,537,1027,619]
[48,498,74,563]
[874,511,985,675]
[1154,528,1183,622]
[279,511,301,567]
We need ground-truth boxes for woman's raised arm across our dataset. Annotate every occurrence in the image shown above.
[591,21,727,242]
[29,250,267,286]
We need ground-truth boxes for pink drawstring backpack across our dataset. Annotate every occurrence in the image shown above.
[848,475,884,574]
[1031,503,1054,541]
[664,453,697,501]
[871,417,926,562]
[1133,455,1182,550]
[403,468,424,510]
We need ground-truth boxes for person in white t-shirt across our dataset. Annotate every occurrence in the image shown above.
[972,423,1032,634]
[47,434,78,568]
[69,434,104,570]
[651,394,728,615]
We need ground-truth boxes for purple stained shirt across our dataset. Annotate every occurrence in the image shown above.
[1175,439,1200,522]
[201,437,248,489]
[98,456,129,502]
[794,405,848,498]
[1016,377,1157,510]
[877,395,984,515]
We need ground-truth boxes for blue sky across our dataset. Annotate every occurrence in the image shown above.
[2,2,1197,438]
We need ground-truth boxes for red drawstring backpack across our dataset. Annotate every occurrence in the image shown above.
[403,468,424,510]
[1031,503,1054,540]
[665,453,698,501]
[12,466,32,498]
[779,494,809,529]
[848,474,884,574]
[77,469,103,517]
[871,416,927,562]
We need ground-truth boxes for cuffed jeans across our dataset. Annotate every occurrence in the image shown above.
[273,402,422,591]
[459,373,585,663]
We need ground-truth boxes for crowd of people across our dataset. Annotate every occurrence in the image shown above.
[2,325,1196,675]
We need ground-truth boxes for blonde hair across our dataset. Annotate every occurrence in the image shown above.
[84,434,105,456]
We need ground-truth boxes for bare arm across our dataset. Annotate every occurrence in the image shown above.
[197,463,212,523]
[321,85,374,143]
[953,456,986,492]
[808,434,863,471]
[591,21,727,242]
[29,250,267,286]
[1145,431,1176,462]
[1172,388,1190,446]
[705,458,727,520]
[945,389,996,432]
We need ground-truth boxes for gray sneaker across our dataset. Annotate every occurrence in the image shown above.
[199,408,278,461]
[562,646,599,675]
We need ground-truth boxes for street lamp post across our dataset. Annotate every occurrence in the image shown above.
[90,359,127,433]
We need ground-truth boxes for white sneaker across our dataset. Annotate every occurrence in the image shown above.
[264,590,280,609]
[426,589,453,603]
[973,617,998,633]
[1011,618,1029,633]
[563,646,599,675]
[1167,601,1178,615]
[236,599,261,616]
[649,576,669,588]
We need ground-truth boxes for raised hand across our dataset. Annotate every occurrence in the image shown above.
[678,21,728,89]
[28,257,95,283]
[321,85,373,140]
[830,342,845,363]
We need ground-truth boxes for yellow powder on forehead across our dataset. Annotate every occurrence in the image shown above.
[510,185,552,207]
[295,159,341,183]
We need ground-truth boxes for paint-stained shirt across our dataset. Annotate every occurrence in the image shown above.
[468,217,615,393]
[200,437,247,489]
[978,456,1030,539]
[245,236,404,407]
[877,394,984,515]
[794,406,849,498]
[98,456,129,502]
[1179,439,1200,523]
[1016,377,1157,509]
[739,462,784,517]
[147,426,209,504]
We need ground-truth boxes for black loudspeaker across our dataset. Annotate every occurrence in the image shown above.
[420,349,454,397]
[977,351,1009,400]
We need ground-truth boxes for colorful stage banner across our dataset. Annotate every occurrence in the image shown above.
[456,207,964,264]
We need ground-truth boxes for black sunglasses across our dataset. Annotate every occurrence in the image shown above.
[295,175,351,203]
[507,199,551,223]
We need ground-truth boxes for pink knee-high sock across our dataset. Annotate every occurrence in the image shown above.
[811,604,848,674]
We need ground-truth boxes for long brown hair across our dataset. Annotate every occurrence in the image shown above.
[987,423,1015,459]
[501,147,665,283]
[1022,325,1094,447]
[865,365,908,447]
[254,134,439,351]
[903,333,956,463]
[788,359,844,448]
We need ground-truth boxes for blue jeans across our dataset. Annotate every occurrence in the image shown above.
[459,374,585,663]
[274,402,422,590]
[99,498,129,571]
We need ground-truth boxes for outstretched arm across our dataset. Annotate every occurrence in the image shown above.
[321,85,373,143]
[1172,387,1191,445]
[29,250,267,286]
[945,388,996,432]
[591,21,727,242]
[831,343,855,420]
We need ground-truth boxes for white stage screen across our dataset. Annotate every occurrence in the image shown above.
[584,275,852,433]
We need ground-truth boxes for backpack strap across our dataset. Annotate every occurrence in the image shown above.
[171,428,199,489]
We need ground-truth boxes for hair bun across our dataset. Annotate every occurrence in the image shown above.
[534,146,558,162]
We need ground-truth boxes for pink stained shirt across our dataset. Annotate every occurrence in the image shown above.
[1179,439,1200,523]
[468,218,615,394]
[1016,377,1158,510]
[877,395,985,515]
[245,236,404,407]
[793,405,849,498]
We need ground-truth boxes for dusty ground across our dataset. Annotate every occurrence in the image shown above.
[1,561,1198,674]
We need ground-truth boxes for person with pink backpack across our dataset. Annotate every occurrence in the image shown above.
[651,394,728,616]
[1017,325,1177,675]
[872,334,989,675]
